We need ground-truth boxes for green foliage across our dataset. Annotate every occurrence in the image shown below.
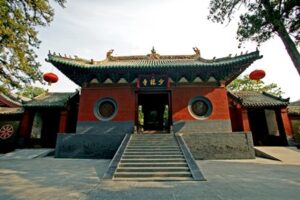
[227,75,283,96]
[0,0,66,93]
[16,86,46,99]
[208,0,300,75]
[208,0,299,45]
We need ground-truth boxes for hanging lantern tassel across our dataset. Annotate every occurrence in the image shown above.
[43,72,59,86]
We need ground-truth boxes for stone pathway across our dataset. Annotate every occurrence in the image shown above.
[0,157,300,200]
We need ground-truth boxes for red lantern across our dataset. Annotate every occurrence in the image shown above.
[43,72,58,84]
[249,69,265,81]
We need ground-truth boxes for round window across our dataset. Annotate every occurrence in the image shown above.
[188,96,212,119]
[94,98,118,121]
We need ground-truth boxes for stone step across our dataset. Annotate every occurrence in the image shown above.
[123,151,182,155]
[116,167,190,172]
[130,138,176,141]
[126,146,180,149]
[129,143,177,145]
[113,177,194,181]
[130,139,177,143]
[122,155,184,159]
[127,143,178,148]
[121,158,186,163]
[131,138,175,140]
[125,149,181,152]
[119,162,188,167]
[131,136,175,138]
[128,147,178,149]
[130,138,175,140]
[109,134,204,181]
[134,134,174,138]
[128,144,178,146]
[129,141,178,144]
[130,138,176,142]
[131,137,175,141]
[114,171,192,178]
[125,148,181,152]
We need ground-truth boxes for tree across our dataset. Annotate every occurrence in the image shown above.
[16,86,46,99]
[208,0,300,76]
[227,75,283,96]
[0,0,66,94]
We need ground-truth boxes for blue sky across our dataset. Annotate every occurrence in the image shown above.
[36,0,300,101]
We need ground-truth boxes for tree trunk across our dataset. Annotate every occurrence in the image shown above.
[276,25,300,77]
[261,0,300,77]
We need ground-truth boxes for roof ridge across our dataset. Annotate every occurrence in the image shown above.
[47,49,260,64]
[262,91,290,102]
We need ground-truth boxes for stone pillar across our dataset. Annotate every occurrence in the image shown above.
[58,110,68,133]
[280,108,293,144]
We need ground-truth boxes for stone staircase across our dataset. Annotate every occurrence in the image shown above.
[113,134,194,181]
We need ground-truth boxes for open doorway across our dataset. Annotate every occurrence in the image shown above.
[137,92,171,133]
[248,109,287,146]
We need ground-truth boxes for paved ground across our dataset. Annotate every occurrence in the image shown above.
[0,149,54,160]
[255,147,300,164]
[0,156,300,200]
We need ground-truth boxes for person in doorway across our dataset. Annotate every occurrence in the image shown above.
[138,105,144,133]
[163,105,169,129]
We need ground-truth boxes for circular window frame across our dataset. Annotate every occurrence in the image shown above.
[188,96,212,120]
[94,97,118,121]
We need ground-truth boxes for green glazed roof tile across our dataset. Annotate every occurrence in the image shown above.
[228,91,289,108]
[46,50,261,85]
[23,92,77,108]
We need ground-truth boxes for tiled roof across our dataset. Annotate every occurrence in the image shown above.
[0,93,22,107]
[0,107,24,115]
[288,100,300,116]
[23,92,77,108]
[228,91,289,108]
[46,49,262,86]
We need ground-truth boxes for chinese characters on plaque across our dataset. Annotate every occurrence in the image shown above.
[138,75,168,89]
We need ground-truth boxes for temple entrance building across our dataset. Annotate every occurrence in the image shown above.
[48,48,264,159]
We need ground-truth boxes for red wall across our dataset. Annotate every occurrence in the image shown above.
[78,85,231,122]
[78,86,136,121]
[171,86,230,121]
[229,106,243,131]
[281,108,293,137]
[19,110,34,138]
